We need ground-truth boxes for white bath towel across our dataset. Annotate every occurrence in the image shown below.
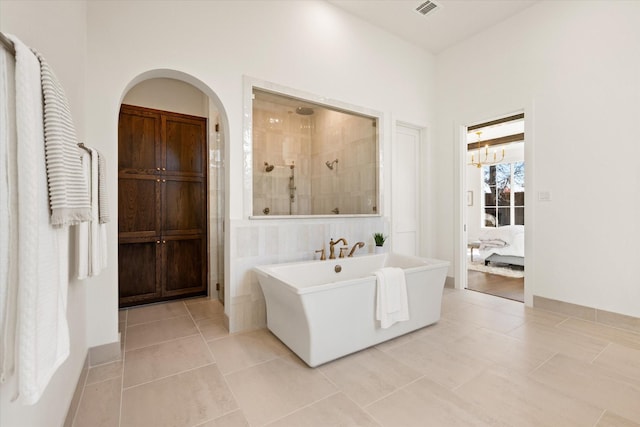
[8,35,70,405]
[76,148,107,279]
[0,39,18,384]
[97,150,110,224]
[92,149,108,272]
[375,267,409,329]
[76,151,90,280]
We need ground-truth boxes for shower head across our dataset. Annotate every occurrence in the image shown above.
[295,106,314,116]
[325,159,338,170]
[264,162,275,172]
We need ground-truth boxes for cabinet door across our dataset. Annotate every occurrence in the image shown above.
[118,237,162,306]
[162,176,205,236]
[162,235,207,297]
[118,175,160,237]
[163,115,206,177]
[118,106,161,175]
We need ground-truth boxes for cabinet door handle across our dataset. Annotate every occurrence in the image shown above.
[162,167,166,171]
[162,179,166,183]
[156,179,160,182]
[156,240,160,244]
[162,240,166,244]
[156,167,160,171]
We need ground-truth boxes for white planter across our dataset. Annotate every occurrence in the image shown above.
[374,246,385,254]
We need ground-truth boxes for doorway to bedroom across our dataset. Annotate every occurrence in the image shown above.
[465,114,525,302]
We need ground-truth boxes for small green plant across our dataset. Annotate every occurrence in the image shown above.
[373,232,387,246]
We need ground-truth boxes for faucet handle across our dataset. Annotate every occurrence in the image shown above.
[339,247,349,258]
[315,248,326,261]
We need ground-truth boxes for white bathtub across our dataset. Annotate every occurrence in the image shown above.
[253,253,449,367]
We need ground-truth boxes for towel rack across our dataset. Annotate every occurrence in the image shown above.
[0,32,15,55]
[77,142,91,153]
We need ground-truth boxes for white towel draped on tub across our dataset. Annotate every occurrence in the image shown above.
[1,35,70,405]
[375,267,410,329]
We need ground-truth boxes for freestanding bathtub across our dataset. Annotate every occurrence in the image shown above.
[253,252,449,367]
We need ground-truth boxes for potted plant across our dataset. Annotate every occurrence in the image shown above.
[373,232,387,253]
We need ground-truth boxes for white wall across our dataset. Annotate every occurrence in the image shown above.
[84,0,436,332]
[436,1,640,316]
[122,77,208,117]
[0,1,89,426]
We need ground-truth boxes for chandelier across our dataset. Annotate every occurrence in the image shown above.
[468,131,505,168]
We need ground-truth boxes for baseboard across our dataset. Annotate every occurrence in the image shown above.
[444,276,455,289]
[64,337,121,426]
[533,295,640,335]
[63,351,89,427]
[88,337,122,367]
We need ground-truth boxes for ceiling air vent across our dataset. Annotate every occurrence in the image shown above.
[415,0,440,16]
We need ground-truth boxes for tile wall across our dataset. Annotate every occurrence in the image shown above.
[228,216,386,332]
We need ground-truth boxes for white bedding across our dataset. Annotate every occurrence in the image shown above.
[478,225,524,259]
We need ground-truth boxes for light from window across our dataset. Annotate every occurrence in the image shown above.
[483,161,524,227]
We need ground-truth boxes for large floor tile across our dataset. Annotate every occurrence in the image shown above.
[72,377,121,427]
[593,342,640,383]
[447,327,554,374]
[530,353,640,423]
[365,377,502,427]
[410,318,480,346]
[120,364,237,427]
[557,318,640,350]
[126,301,188,326]
[443,303,526,333]
[125,315,198,351]
[198,314,230,341]
[486,302,569,327]
[207,329,290,374]
[195,410,250,427]
[597,411,640,427]
[507,320,609,362]
[123,335,214,388]
[266,393,379,427]
[187,299,225,321]
[225,356,336,427]
[86,360,123,386]
[319,347,421,406]
[456,367,603,426]
[385,337,490,389]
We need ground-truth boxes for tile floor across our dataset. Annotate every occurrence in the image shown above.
[71,289,640,427]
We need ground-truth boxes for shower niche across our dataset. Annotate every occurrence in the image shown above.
[249,83,381,217]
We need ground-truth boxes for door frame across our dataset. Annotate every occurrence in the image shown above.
[454,106,535,306]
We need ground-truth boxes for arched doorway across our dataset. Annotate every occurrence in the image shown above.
[117,71,227,308]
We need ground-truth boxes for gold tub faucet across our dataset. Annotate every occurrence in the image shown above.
[329,237,348,259]
[348,242,365,257]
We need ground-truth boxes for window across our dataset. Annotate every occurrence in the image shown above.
[483,161,524,227]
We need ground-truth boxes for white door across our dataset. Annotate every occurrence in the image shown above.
[392,123,421,256]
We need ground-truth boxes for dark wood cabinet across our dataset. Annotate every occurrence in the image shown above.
[118,104,207,307]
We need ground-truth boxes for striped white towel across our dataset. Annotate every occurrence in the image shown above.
[32,50,91,227]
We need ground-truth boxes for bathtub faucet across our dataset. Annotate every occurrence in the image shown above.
[348,242,365,257]
[329,237,348,259]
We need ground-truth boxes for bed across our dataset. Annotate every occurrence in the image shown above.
[477,225,525,267]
